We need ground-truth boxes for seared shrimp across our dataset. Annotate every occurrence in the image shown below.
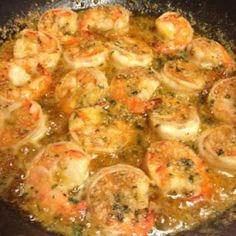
[79,4,131,35]
[55,68,109,115]
[198,126,236,174]
[159,60,207,94]
[154,12,193,55]
[187,37,235,74]
[14,29,61,71]
[198,125,236,173]
[149,99,200,141]
[25,142,90,217]
[87,164,154,236]
[108,36,153,68]
[38,8,79,45]
[0,59,51,102]
[146,141,211,200]
[0,100,46,148]
[208,77,236,124]
[110,67,160,113]
[69,105,135,153]
[63,35,109,68]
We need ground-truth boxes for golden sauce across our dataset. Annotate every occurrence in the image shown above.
[0,7,235,236]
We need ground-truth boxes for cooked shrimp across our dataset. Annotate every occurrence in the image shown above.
[25,142,90,217]
[63,35,109,68]
[79,4,131,35]
[146,141,211,200]
[149,99,200,141]
[159,60,207,94]
[208,77,236,124]
[69,105,135,153]
[87,164,154,236]
[110,67,160,113]
[55,68,109,115]
[0,59,52,102]
[153,12,193,55]
[0,100,47,148]
[187,37,235,74]
[14,29,61,71]
[198,126,236,174]
[38,8,79,45]
[108,36,153,68]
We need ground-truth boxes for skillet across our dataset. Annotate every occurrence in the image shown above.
[0,0,235,235]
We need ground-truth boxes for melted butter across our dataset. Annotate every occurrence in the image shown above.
[0,10,235,236]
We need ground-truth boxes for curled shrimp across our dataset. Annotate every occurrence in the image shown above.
[153,12,193,55]
[79,4,131,35]
[110,67,160,113]
[14,29,61,71]
[198,125,236,174]
[108,36,153,68]
[25,141,91,217]
[69,105,135,153]
[55,68,109,115]
[87,164,154,236]
[187,37,235,74]
[0,59,52,103]
[38,8,79,45]
[63,35,109,68]
[146,141,212,201]
[208,77,236,124]
[0,100,47,148]
[149,98,200,141]
[159,60,208,94]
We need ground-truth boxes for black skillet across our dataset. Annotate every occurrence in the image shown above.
[0,0,235,235]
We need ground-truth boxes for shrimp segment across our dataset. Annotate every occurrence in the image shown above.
[87,164,154,236]
[0,59,52,102]
[149,100,200,141]
[25,142,90,217]
[55,68,109,115]
[79,4,131,35]
[69,105,135,153]
[63,36,109,68]
[14,29,61,71]
[38,8,79,44]
[198,126,236,173]
[0,100,46,148]
[110,67,160,113]
[108,36,153,68]
[146,141,211,200]
[159,60,207,94]
[154,12,193,55]
[187,37,235,74]
[208,77,236,124]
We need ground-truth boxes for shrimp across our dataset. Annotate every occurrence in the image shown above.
[153,12,193,55]
[14,29,61,71]
[69,105,135,153]
[63,35,109,68]
[25,142,90,217]
[187,37,235,74]
[87,164,154,236]
[0,100,47,148]
[108,36,153,68]
[149,99,200,141]
[55,68,109,115]
[0,59,52,102]
[159,60,208,94]
[110,67,160,113]
[38,8,79,45]
[146,141,211,201]
[198,126,236,174]
[208,77,236,124]
[79,4,131,35]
